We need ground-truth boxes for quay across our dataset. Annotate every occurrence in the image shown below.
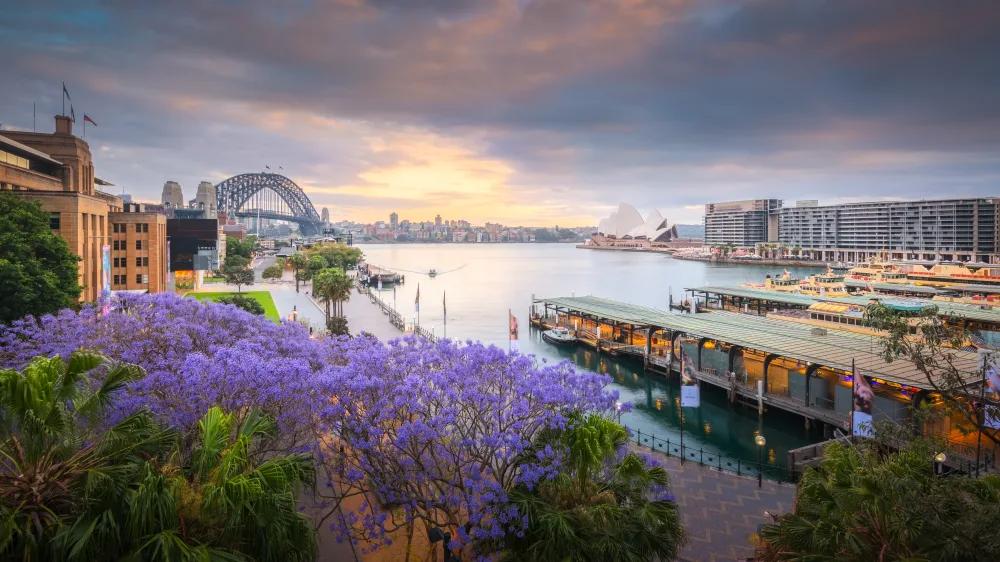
[358,263,404,286]
[531,295,996,472]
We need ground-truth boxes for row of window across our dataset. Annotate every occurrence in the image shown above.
[112,240,144,250]
[111,257,149,268]
[112,223,150,233]
[112,274,149,285]
[0,149,30,170]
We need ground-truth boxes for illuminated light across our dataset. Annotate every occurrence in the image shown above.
[655,398,663,411]
[703,422,712,434]
[703,340,716,350]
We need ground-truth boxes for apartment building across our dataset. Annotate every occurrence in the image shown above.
[703,199,781,247]
[109,203,168,293]
[779,198,1000,263]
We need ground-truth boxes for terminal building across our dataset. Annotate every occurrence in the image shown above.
[703,199,781,247]
[1,115,167,300]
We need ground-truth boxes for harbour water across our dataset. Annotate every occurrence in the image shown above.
[358,243,825,475]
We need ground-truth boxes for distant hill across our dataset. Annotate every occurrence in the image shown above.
[674,224,704,239]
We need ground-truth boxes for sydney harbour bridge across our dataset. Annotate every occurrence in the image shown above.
[214,173,325,236]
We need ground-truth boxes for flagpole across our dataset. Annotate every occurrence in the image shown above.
[33,102,36,132]
[443,291,447,339]
[679,349,685,464]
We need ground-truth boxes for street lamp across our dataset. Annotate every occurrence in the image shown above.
[614,400,622,423]
[755,434,767,488]
[934,451,947,475]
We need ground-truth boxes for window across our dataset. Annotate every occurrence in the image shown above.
[112,240,120,251]
[142,257,148,266]
[136,274,143,284]
[136,257,142,267]
[112,223,124,233]
[135,240,142,250]
[135,256,149,267]
[137,223,149,233]
[49,213,60,230]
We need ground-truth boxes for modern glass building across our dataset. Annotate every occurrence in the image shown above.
[703,199,782,247]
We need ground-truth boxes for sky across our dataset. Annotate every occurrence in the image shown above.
[1,0,998,226]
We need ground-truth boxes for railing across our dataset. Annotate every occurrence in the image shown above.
[627,425,795,483]
[356,285,405,331]
[413,325,436,342]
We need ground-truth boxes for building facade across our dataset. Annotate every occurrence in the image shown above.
[703,199,781,247]
[779,198,1000,263]
[109,203,168,293]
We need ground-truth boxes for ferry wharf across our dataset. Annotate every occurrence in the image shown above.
[530,295,996,471]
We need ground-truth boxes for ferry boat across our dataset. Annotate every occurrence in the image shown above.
[762,270,801,292]
[428,269,438,278]
[799,268,850,298]
[541,327,577,346]
[846,260,909,284]
[906,263,1000,288]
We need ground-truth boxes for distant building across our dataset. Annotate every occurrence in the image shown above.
[390,211,398,229]
[167,218,224,290]
[703,199,782,247]
[321,206,330,223]
[190,181,217,218]
[435,214,442,227]
[590,203,682,249]
[779,197,1000,263]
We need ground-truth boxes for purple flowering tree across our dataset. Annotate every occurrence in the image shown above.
[316,335,618,558]
[0,294,627,559]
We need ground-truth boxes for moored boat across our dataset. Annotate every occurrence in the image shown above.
[542,326,577,346]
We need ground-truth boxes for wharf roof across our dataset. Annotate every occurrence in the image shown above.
[843,279,941,295]
[687,286,1000,325]
[535,295,982,390]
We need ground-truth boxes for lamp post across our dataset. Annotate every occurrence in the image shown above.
[614,400,622,423]
[934,451,947,476]
[755,433,767,488]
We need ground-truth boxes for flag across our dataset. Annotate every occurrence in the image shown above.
[680,348,700,408]
[70,105,76,123]
[62,82,72,101]
[83,114,97,126]
[851,359,875,437]
[508,310,518,340]
[415,284,420,313]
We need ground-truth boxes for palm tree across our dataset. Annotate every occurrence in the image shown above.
[1,352,317,562]
[313,267,352,322]
[289,254,307,293]
[498,415,685,561]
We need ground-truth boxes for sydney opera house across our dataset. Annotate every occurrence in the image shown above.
[585,203,693,250]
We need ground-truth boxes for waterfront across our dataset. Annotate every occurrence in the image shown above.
[359,243,825,474]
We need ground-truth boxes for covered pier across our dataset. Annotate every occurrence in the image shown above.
[531,296,987,449]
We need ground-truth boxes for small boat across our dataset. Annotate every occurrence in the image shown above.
[542,327,577,346]
[428,269,438,277]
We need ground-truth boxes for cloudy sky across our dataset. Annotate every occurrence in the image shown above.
[2,0,998,226]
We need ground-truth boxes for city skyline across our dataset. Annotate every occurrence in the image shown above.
[1,1,998,226]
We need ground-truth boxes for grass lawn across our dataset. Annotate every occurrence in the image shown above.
[190,291,281,323]
[203,275,226,284]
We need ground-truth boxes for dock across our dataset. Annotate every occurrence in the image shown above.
[358,263,404,286]
[531,295,996,472]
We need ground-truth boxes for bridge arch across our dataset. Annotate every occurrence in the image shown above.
[215,173,324,235]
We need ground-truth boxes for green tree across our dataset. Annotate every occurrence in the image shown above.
[224,254,250,271]
[223,267,255,293]
[497,415,685,561]
[326,316,349,336]
[0,351,317,562]
[0,192,82,322]
[216,293,266,316]
[312,268,352,322]
[262,264,283,281]
[289,254,307,293]
[757,438,1000,561]
[302,242,362,271]
[226,236,256,260]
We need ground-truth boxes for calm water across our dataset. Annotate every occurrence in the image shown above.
[358,243,824,473]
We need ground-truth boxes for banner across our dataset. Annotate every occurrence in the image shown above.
[101,244,111,315]
[508,310,519,351]
[980,351,1000,430]
[680,349,700,408]
[852,360,875,437]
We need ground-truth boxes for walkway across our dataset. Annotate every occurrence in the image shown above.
[646,446,795,562]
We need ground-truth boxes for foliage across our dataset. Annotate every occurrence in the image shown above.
[326,316,349,336]
[321,335,620,556]
[223,254,250,271]
[757,438,1000,562]
[300,242,362,271]
[223,266,255,293]
[312,267,352,321]
[0,294,629,560]
[0,351,316,562]
[190,291,280,323]
[289,254,307,292]
[0,192,82,322]
[225,236,256,260]
[864,302,1000,447]
[262,264,284,281]
[491,415,683,561]
[216,293,266,316]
